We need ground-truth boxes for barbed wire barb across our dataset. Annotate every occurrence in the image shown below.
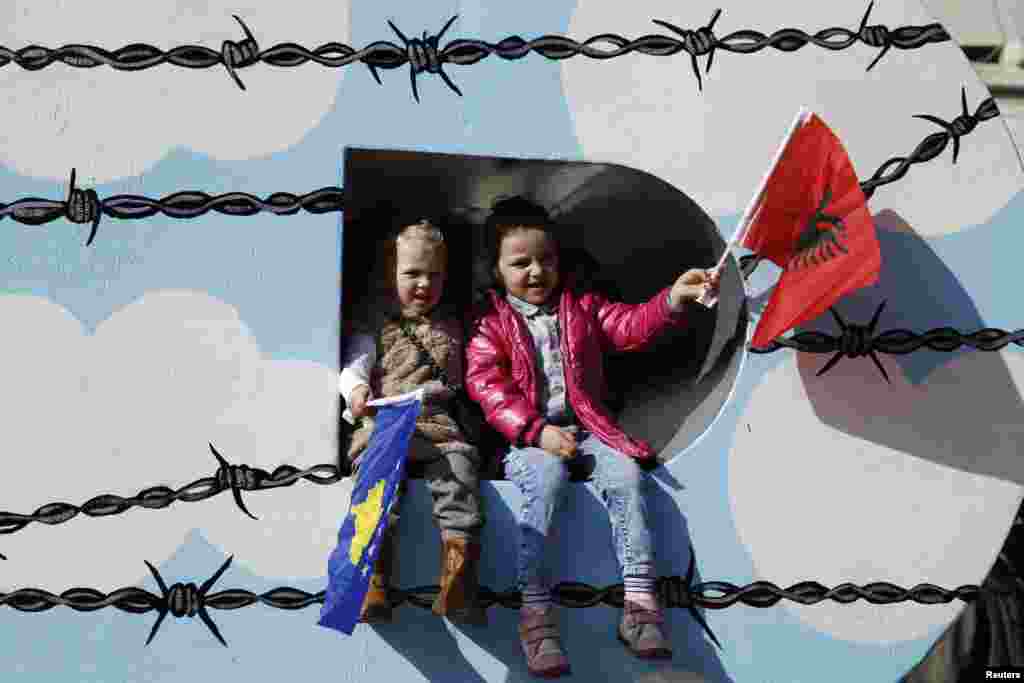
[912,86,975,164]
[813,301,890,381]
[209,443,258,520]
[651,8,721,92]
[65,168,103,245]
[143,555,233,646]
[222,15,260,90]
[385,16,462,102]
[859,2,889,71]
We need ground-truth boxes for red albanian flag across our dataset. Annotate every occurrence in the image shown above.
[741,113,881,348]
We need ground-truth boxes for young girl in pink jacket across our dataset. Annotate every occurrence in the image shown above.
[465,197,718,678]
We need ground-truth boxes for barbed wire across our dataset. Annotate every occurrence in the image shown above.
[0,89,999,246]
[747,301,1024,381]
[0,550,986,648]
[0,169,344,245]
[0,445,345,551]
[0,441,1015,623]
[860,88,999,198]
[0,4,949,97]
[3,461,1020,650]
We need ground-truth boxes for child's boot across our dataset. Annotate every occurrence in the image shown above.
[359,526,395,623]
[519,607,571,679]
[432,533,487,625]
[617,601,672,659]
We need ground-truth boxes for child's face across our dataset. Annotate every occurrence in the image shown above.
[497,227,560,306]
[394,237,446,317]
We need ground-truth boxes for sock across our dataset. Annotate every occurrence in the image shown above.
[624,574,658,610]
[521,584,552,614]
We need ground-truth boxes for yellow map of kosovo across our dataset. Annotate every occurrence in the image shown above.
[349,479,387,566]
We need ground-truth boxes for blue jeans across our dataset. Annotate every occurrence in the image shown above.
[503,431,655,590]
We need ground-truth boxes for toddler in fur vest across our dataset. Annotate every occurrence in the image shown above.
[339,220,486,626]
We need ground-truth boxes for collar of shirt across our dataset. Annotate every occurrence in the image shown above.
[506,293,558,319]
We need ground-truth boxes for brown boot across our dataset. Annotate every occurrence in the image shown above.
[432,534,487,626]
[359,527,395,623]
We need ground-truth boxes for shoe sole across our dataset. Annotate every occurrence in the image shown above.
[359,608,393,624]
[525,659,571,679]
[528,665,571,679]
[616,630,673,660]
[521,639,571,678]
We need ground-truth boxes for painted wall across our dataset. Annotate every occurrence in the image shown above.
[0,1,1021,681]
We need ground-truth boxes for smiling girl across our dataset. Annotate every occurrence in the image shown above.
[465,197,718,678]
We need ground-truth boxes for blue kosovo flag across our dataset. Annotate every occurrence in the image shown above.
[318,389,423,635]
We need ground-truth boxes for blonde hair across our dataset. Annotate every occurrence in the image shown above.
[383,219,448,283]
[396,219,445,249]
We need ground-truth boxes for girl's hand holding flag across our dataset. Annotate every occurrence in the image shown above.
[670,268,722,312]
[348,384,374,419]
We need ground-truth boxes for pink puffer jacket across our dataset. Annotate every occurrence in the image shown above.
[465,283,687,462]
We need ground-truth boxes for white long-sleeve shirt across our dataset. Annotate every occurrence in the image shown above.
[339,332,375,425]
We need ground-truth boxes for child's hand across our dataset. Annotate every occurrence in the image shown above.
[349,384,375,419]
[670,268,720,312]
[538,425,578,459]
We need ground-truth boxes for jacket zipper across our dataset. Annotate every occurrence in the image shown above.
[557,289,579,419]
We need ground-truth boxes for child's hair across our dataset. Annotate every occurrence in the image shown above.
[382,219,448,285]
[479,196,564,293]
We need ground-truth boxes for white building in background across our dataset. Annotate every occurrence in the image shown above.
[927,0,1024,141]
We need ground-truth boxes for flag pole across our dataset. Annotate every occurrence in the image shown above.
[697,107,811,308]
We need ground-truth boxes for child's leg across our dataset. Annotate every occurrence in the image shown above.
[576,434,671,659]
[360,476,406,623]
[423,446,485,538]
[424,446,487,625]
[576,434,656,599]
[503,446,571,611]
[506,446,573,677]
